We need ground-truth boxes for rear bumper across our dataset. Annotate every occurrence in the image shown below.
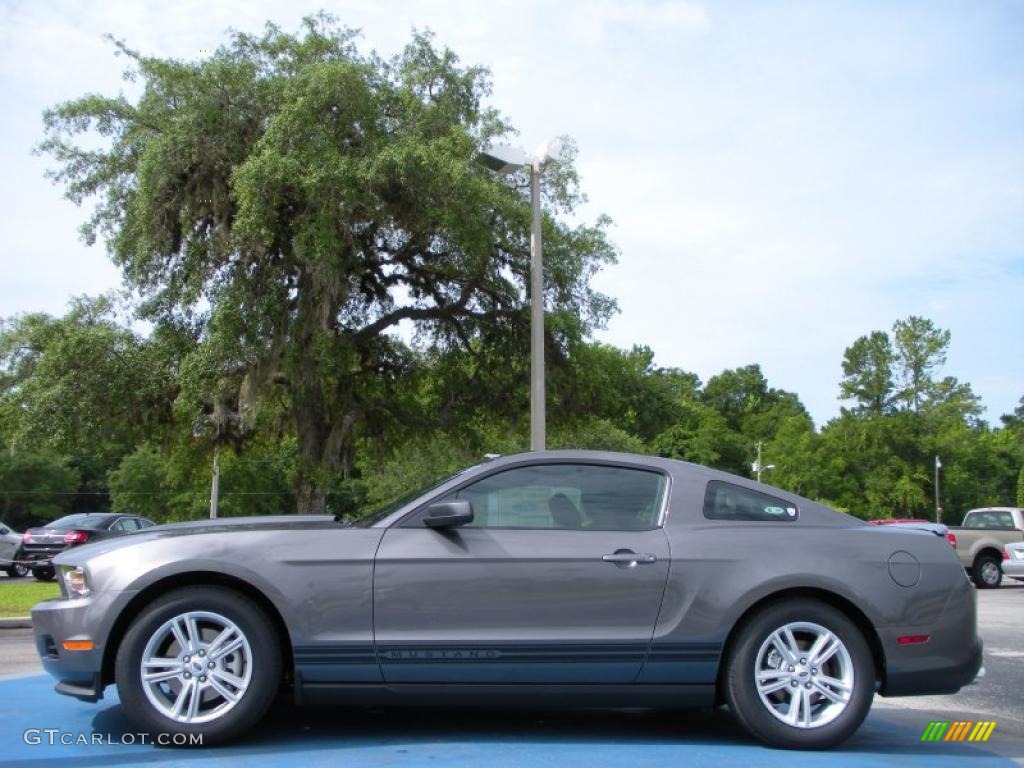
[880,637,983,696]
[879,573,984,696]
[22,548,67,565]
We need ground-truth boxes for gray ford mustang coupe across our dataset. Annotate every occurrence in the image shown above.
[31,451,982,749]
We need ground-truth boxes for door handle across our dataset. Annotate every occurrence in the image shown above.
[602,550,657,567]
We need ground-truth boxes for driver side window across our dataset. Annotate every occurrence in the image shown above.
[438,463,666,531]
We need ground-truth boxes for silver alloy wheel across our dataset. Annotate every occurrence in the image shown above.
[139,610,253,724]
[980,560,1000,586]
[754,621,854,729]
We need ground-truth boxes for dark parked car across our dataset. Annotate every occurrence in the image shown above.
[31,452,981,749]
[22,513,155,581]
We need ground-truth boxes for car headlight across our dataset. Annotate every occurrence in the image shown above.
[60,566,91,598]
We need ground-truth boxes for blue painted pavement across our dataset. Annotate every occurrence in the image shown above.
[0,675,1015,768]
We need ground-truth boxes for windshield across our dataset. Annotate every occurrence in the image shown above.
[347,464,483,527]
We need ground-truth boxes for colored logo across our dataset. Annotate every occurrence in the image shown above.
[921,721,996,742]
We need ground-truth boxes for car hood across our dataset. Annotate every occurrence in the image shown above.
[53,514,340,564]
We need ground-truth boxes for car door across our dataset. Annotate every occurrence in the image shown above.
[373,461,671,684]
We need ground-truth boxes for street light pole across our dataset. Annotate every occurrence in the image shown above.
[753,441,774,483]
[529,160,545,451]
[934,455,942,523]
[476,140,564,452]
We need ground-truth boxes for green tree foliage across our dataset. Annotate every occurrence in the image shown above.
[0,296,177,509]
[0,297,174,458]
[652,402,744,469]
[108,444,166,522]
[693,364,807,475]
[552,343,694,443]
[0,449,80,529]
[39,16,617,514]
[839,331,894,415]
[109,438,296,522]
[796,317,1011,519]
[892,316,950,411]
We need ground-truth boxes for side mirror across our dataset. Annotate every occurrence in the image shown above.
[423,501,474,529]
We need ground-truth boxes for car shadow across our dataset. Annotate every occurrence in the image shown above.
[2,703,1013,768]
[27,700,1005,768]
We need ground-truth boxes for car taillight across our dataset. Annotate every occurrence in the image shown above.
[946,533,957,549]
[22,533,32,543]
[1003,548,1010,561]
[63,530,89,544]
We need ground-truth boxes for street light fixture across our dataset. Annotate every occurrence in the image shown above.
[477,138,565,452]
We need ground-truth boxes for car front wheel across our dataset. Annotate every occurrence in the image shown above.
[115,586,281,745]
[723,598,875,749]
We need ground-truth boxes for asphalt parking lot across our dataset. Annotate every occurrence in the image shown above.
[0,582,1020,767]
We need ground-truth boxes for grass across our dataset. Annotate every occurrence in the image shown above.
[0,579,60,618]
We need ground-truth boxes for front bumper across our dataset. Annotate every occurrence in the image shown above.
[30,590,132,703]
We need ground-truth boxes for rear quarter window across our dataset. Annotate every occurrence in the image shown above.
[703,480,799,522]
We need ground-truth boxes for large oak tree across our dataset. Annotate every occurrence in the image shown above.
[40,16,617,513]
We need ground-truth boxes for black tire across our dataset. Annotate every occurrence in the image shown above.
[722,598,875,749]
[5,547,28,578]
[31,566,55,581]
[971,555,1002,589]
[115,586,281,746]
[5,563,28,578]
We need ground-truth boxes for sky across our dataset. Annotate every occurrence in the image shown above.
[0,0,1021,428]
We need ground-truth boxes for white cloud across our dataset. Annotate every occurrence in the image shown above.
[572,0,710,43]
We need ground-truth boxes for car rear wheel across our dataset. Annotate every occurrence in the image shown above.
[722,599,875,749]
[971,555,1002,589]
[115,586,281,745]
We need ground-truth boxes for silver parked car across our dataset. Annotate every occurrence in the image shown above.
[1003,541,1024,582]
[0,522,28,578]
[31,451,982,749]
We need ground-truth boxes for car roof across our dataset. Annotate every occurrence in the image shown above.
[371,449,858,529]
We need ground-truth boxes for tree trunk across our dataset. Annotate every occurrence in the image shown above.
[289,270,355,516]
[295,471,327,516]
[291,370,357,516]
